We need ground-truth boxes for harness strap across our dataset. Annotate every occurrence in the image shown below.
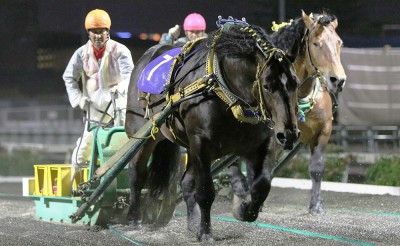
[208,50,264,125]
[166,38,207,102]
[205,31,278,125]
[298,76,321,122]
[168,75,212,104]
[208,52,237,106]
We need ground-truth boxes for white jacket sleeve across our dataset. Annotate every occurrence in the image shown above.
[115,44,134,94]
[62,47,84,108]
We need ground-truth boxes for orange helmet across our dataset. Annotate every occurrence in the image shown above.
[84,9,111,31]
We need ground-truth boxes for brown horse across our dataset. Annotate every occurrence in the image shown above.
[230,11,346,215]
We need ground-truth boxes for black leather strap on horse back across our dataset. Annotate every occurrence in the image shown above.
[166,38,207,93]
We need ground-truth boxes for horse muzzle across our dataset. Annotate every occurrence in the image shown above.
[328,75,346,93]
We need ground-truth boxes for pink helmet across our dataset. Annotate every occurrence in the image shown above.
[183,13,206,31]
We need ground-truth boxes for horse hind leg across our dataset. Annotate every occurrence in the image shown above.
[232,163,271,222]
[127,139,180,229]
[229,160,250,198]
[143,140,182,227]
[309,144,326,215]
[230,160,253,219]
[127,145,153,230]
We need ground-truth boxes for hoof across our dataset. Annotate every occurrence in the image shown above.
[128,220,143,230]
[232,194,246,221]
[309,201,325,215]
[232,195,258,222]
[187,203,201,233]
[197,232,214,243]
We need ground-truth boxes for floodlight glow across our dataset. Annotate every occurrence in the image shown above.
[115,32,132,38]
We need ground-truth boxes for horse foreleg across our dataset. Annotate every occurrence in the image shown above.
[191,155,215,242]
[232,159,271,222]
[309,144,325,215]
[181,169,200,233]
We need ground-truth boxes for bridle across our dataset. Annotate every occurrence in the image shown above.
[300,16,325,88]
[300,16,339,112]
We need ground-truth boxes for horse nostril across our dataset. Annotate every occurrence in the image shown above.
[276,132,286,145]
[329,76,338,85]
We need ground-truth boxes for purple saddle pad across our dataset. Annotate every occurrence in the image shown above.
[137,47,182,94]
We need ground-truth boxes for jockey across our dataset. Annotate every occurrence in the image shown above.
[159,13,207,46]
[63,9,134,170]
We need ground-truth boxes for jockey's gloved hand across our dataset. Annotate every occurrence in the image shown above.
[168,25,180,39]
[110,86,118,93]
[110,86,120,100]
[79,96,90,111]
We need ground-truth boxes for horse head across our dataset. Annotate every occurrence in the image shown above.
[302,10,346,93]
[214,24,300,150]
[260,50,300,150]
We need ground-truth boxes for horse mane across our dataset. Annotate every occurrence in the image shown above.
[269,11,337,59]
[315,11,337,27]
[207,24,274,58]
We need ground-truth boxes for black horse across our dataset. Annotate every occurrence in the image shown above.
[125,23,300,242]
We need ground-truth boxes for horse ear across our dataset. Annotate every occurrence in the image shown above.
[331,18,338,29]
[301,10,313,29]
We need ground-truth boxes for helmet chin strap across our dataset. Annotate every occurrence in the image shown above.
[89,34,110,50]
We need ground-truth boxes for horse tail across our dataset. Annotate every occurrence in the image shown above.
[147,139,182,198]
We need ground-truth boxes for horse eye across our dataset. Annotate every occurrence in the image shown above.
[313,42,320,48]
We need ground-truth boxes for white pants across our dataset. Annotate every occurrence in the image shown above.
[71,92,127,168]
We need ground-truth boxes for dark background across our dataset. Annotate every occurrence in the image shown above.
[1,0,399,106]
